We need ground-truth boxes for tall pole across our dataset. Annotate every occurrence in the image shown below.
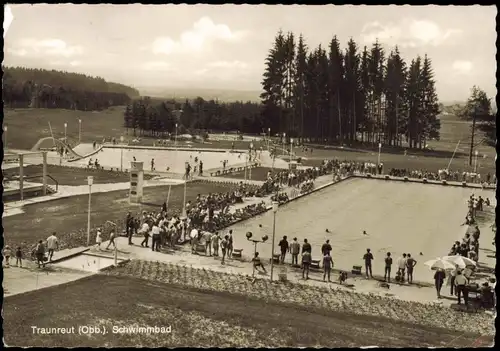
[468,111,477,166]
[86,176,93,246]
[64,123,67,143]
[474,150,479,173]
[3,126,7,149]
[446,140,461,171]
[282,133,286,156]
[175,123,178,149]
[78,119,82,143]
[289,139,293,164]
[377,143,382,165]
[270,210,277,281]
[244,154,248,182]
[182,162,187,217]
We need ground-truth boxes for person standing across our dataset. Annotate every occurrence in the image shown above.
[449,264,458,296]
[106,230,117,250]
[15,246,23,267]
[454,270,468,305]
[3,245,12,267]
[363,248,374,279]
[406,253,417,284]
[220,235,228,265]
[151,222,161,252]
[95,228,103,251]
[227,230,234,258]
[302,250,312,280]
[322,252,333,282]
[434,268,446,298]
[290,238,300,266]
[141,225,151,248]
[46,232,59,261]
[204,231,213,256]
[126,212,134,245]
[199,160,203,176]
[278,236,289,263]
[302,239,312,254]
[384,252,393,283]
[35,240,46,268]
[397,253,407,283]
[321,239,332,256]
[211,232,220,257]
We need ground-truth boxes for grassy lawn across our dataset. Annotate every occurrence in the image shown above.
[219,167,274,181]
[2,164,155,186]
[2,181,235,255]
[3,107,127,150]
[3,273,490,347]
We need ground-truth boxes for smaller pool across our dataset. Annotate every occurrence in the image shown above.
[52,254,121,273]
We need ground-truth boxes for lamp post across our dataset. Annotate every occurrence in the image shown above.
[78,119,82,143]
[120,136,125,172]
[474,150,479,173]
[86,176,94,246]
[249,142,254,181]
[246,231,269,278]
[377,142,382,165]
[269,201,280,281]
[3,125,7,149]
[175,123,178,149]
[282,133,286,156]
[182,161,188,217]
[64,122,67,142]
[267,128,271,151]
[289,138,294,164]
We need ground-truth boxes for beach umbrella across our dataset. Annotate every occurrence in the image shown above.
[442,255,476,268]
[424,258,455,271]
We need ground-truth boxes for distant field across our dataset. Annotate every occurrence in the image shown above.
[3,107,127,150]
[3,108,494,163]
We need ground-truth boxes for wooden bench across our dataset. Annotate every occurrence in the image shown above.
[232,248,243,259]
[310,259,321,270]
[352,265,362,275]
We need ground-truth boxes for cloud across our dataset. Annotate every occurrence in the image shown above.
[11,38,83,57]
[141,61,172,71]
[151,16,246,55]
[4,5,13,38]
[452,60,473,74]
[361,19,462,48]
[207,60,248,69]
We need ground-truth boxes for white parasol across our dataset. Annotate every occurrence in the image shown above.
[442,255,476,268]
[424,258,456,271]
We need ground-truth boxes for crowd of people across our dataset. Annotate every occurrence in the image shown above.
[389,168,494,185]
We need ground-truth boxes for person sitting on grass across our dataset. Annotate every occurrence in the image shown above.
[252,252,267,273]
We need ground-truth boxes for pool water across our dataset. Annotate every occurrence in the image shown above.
[52,254,119,273]
[225,177,495,283]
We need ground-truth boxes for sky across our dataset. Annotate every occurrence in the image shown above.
[3,4,497,102]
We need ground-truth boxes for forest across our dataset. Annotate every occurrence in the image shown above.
[125,31,443,149]
[2,66,139,110]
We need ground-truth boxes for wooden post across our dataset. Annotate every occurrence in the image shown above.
[19,154,24,201]
[42,152,48,195]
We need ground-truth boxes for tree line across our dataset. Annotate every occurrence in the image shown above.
[2,66,139,110]
[124,97,263,137]
[261,31,441,149]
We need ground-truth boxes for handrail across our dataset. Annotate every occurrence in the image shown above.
[12,173,59,192]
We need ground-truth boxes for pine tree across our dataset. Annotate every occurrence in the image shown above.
[327,36,343,142]
[384,47,407,146]
[343,39,360,143]
[420,54,441,147]
[293,34,308,140]
[260,30,286,133]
